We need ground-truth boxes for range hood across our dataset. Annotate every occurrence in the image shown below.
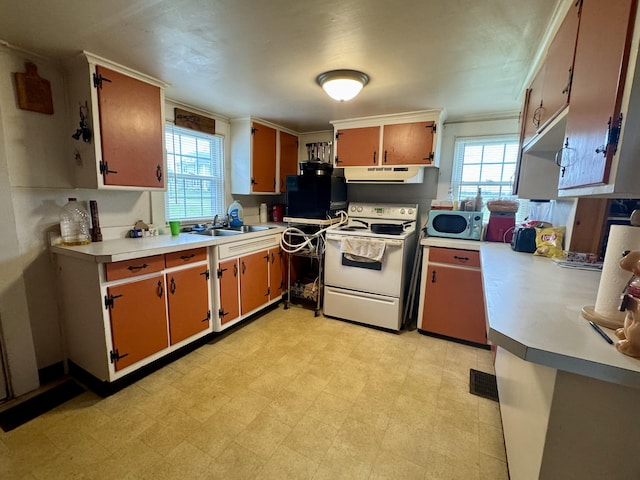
[343,166,425,184]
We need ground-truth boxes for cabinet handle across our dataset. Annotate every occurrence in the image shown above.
[271,252,275,264]
[555,137,576,168]
[241,261,246,274]
[127,263,148,272]
[384,150,387,163]
[431,270,436,283]
[233,263,238,277]
[453,255,469,263]
[532,101,543,128]
[156,165,163,182]
[170,277,176,294]
[157,281,164,298]
[372,151,377,164]
[180,253,195,261]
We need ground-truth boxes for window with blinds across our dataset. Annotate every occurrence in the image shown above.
[164,124,225,221]
[451,135,521,221]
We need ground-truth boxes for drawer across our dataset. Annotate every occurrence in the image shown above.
[104,255,165,281]
[165,247,207,268]
[428,247,480,267]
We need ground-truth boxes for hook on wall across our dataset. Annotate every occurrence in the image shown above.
[71,101,92,142]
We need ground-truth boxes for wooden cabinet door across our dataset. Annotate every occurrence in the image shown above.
[269,247,284,300]
[522,66,546,146]
[279,131,299,193]
[382,122,435,165]
[559,0,637,189]
[166,265,210,345]
[251,121,277,193]
[218,259,240,325]
[95,65,164,188]
[542,2,579,123]
[421,264,486,344]
[240,250,269,314]
[107,275,168,371]
[335,126,380,166]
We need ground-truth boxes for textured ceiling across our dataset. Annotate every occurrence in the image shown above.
[0,0,562,132]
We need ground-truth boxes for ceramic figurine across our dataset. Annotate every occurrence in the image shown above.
[615,251,640,358]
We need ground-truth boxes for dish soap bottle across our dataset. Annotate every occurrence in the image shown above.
[59,198,91,245]
[228,200,244,227]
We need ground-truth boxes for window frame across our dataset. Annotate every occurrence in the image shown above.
[164,123,225,223]
[451,134,521,221]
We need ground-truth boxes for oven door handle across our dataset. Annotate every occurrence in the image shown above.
[326,234,403,247]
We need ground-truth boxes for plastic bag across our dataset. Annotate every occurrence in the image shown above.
[534,226,565,258]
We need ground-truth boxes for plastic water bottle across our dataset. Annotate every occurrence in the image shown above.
[59,198,91,245]
[228,200,244,227]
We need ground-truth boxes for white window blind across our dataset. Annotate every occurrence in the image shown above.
[451,135,521,221]
[164,124,225,221]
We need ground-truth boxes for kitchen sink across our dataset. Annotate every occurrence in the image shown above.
[190,228,244,237]
[226,225,274,232]
[189,225,275,236]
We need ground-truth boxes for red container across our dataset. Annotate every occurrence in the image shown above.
[272,204,285,222]
[486,213,515,243]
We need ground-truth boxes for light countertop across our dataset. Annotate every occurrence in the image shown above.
[480,243,640,389]
[420,236,482,250]
[51,227,284,263]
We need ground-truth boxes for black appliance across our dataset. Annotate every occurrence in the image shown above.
[285,175,347,219]
[511,227,537,253]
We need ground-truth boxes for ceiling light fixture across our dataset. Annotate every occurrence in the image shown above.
[316,69,369,102]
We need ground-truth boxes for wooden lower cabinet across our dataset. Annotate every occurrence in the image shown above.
[213,233,284,331]
[419,247,487,345]
[240,250,270,314]
[218,258,240,325]
[107,275,168,371]
[56,246,211,384]
[166,264,210,345]
[269,247,285,300]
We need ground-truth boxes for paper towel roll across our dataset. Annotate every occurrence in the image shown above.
[589,225,640,327]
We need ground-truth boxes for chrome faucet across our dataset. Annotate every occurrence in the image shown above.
[212,214,229,228]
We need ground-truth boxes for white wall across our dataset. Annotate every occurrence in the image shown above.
[0,45,156,396]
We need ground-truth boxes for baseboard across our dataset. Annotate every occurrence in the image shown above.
[38,361,65,385]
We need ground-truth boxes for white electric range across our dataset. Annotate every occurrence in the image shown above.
[323,202,419,331]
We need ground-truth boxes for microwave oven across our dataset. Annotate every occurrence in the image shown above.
[285,175,348,219]
[426,210,483,240]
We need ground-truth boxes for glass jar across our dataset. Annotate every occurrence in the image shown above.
[59,198,91,245]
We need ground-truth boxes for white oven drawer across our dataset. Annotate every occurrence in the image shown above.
[324,234,405,297]
[324,286,401,331]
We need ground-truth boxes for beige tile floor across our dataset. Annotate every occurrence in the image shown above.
[0,304,508,480]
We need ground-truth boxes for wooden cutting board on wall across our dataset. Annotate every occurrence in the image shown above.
[13,62,54,114]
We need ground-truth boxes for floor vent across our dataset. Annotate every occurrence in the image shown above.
[469,369,499,402]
